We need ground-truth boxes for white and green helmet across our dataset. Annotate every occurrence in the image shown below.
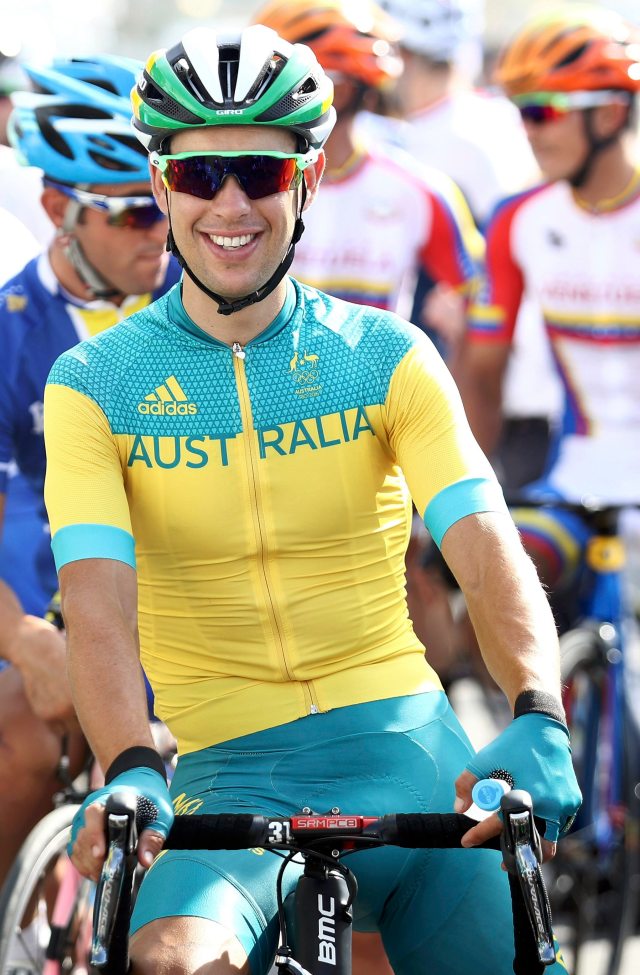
[132,24,336,152]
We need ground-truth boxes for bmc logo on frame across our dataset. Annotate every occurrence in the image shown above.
[317,894,337,966]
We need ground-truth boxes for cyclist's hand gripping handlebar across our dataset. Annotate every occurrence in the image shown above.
[91,791,157,974]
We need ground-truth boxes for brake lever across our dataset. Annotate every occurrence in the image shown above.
[91,791,139,970]
[500,790,555,966]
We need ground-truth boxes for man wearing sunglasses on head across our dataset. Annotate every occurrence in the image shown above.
[0,54,179,908]
[460,5,640,618]
[44,25,579,975]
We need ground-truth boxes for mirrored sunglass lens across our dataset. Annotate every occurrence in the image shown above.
[519,104,564,124]
[108,204,164,229]
[163,156,301,200]
[231,156,300,200]
[163,157,225,199]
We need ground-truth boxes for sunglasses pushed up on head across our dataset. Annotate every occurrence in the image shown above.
[150,148,318,201]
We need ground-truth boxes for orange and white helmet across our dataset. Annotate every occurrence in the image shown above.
[252,0,403,90]
[495,4,640,97]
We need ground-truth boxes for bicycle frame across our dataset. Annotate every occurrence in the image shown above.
[566,517,630,838]
[514,499,640,975]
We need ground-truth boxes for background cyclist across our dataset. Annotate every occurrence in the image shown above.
[47,25,579,975]
[0,55,178,906]
[461,3,640,627]
[252,0,483,336]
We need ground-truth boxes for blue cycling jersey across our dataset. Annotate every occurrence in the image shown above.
[0,253,180,611]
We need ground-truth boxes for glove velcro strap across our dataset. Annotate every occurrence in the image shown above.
[105,746,167,784]
[513,689,566,727]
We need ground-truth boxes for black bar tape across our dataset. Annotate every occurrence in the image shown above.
[513,690,567,726]
[166,813,270,850]
[381,813,502,851]
[105,746,167,785]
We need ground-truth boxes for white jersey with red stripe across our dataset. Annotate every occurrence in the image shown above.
[469,176,640,503]
[291,145,481,319]
[403,91,540,227]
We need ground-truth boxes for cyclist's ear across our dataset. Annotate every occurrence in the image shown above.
[302,151,326,211]
[149,162,169,214]
[41,185,74,229]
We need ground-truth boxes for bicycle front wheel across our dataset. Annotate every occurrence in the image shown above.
[549,624,640,975]
[0,803,93,975]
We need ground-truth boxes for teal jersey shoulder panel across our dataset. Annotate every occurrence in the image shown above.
[46,288,243,438]
[247,280,417,427]
[46,280,419,438]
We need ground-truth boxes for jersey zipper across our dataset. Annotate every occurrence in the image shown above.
[231,342,320,715]
[232,342,293,682]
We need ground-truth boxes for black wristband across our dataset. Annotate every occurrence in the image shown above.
[514,689,567,726]
[105,746,167,785]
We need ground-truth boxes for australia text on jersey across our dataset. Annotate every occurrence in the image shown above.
[127,405,376,469]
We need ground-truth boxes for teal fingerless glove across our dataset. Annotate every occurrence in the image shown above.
[68,766,174,855]
[466,712,582,841]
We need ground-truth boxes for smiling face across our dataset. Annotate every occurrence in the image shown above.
[150,125,323,307]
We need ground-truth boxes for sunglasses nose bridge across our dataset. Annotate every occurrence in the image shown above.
[208,168,254,210]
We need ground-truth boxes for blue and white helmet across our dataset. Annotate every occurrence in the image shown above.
[8,55,150,185]
[377,0,481,62]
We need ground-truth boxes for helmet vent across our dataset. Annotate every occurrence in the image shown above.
[88,150,138,173]
[218,50,240,102]
[88,79,120,96]
[298,76,318,95]
[246,55,287,103]
[172,56,215,106]
[142,71,205,124]
[35,104,112,160]
[555,41,589,68]
[256,75,319,122]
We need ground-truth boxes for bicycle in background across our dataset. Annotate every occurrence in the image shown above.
[508,497,640,975]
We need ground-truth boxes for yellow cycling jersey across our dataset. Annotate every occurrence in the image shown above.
[44,279,506,754]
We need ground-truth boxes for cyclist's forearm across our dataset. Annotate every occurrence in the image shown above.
[61,561,154,771]
[0,580,28,661]
[67,622,154,772]
[442,513,561,709]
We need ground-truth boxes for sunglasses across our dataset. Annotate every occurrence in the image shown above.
[47,181,165,229]
[150,149,318,202]
[514,90,631,126]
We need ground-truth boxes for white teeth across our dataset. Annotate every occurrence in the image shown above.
[210,233,255,249]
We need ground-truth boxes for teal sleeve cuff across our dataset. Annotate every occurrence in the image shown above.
[51,524,136,570]
[424,476,508,548]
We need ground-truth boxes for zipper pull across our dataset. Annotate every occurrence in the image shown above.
[232,342,246,360]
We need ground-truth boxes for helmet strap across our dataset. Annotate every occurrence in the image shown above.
[60,194,123,301]
[165,182,307,316]
[569,107,627,190]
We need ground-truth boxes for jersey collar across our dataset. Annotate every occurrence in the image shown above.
[167,277,297,347]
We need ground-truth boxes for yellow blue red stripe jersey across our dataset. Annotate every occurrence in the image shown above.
[468,176,640,503]
[44,279,506,754]
[290,146,483,313]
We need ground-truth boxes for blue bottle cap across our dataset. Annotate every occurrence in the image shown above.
[471,778,510,812]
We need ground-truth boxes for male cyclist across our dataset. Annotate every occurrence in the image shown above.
[461,5,640,614]
[252,0,483,331]
[46,26,579,975]
[0,55,177,899]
